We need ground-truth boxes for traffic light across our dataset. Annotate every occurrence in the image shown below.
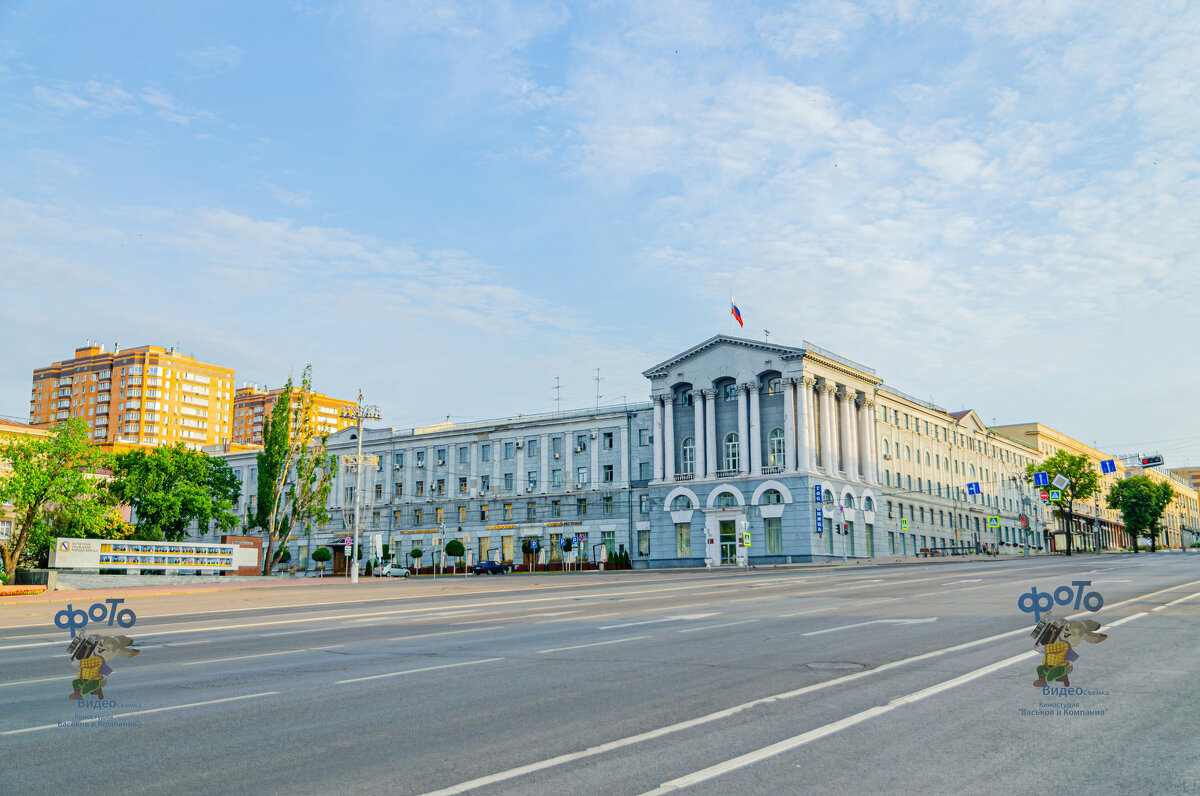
[1020,515,1029,528]
[1140,455,1164,467]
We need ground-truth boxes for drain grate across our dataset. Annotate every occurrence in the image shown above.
[806,661,868,671]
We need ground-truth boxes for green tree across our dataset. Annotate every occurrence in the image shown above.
[1107,476,1174,553]
[1026,451,1099,556]
[0,420,112,575]
[409,547,423,572]
[252,366,339,574]
[311,545,331,575]
[108,444,240,542]
[445,538,465,574]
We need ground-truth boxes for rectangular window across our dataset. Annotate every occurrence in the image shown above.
[374,484,382,500]
[638,529,650,557]
[436,448,446,464]
[551,499,561,517]
[527,471,538,489]
[481,475,490,491]
[459,506,466,522]
[576,466,588,484]
[416,481,424,497]
[675,523,691,556]
[416,450,425,466]
[436,507,444,524]
[459,477,467,493]
[505,441,515,459]
[552,469,563,488]
[603,464,614,482]
[458,446,468,464]
[604,496,613,515]
[480,504,489,522]
[481,444,491,462]
[639,429,651,446]
[344,486,355,504]
[888,531,896,555]
[639,461,652,480]
[436,478,445,495]
[527,438,538,457]
[577,498,587,516]
[576,434,587,451]
[602,530,615,556]
[415,508,423,525]
[503,503,512,520]
[526,502,536,520]
[504,472,514,491]
[765,518,782,554]
[603,432,614,449]
[639,494,649,514]
[552,436,563,455]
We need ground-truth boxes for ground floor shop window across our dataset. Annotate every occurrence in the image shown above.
[765,518,782,554]
[638,530,650,557]
[502,535,513,562]
[865,523,874,556]
[602,530,616,557]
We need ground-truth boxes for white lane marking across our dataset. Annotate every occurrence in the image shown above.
[678,620,757,634]
[1163,592,1200,607]
[599,613,718,630]
[336,658,503,684]
[419,582,1200,796]
[180,644,345,666]
[536,612,620,624]
[801,618,937,637]
[643,604,1174,794]
[1091,579,1131,584]
[910,590,950,598]
[943,579,982,585]
[0,691,279,736]
[388,627,501,642]
[537,636,651,654]
[527,610,581,618]
[0,675,62,689]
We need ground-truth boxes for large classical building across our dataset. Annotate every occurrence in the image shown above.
[0,418,51,544]
[180,334,1198,572]
[29,343,235,451]
[231,383,355,446]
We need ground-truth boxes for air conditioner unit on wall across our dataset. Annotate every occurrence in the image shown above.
[553,452,560,458]
[515,441,523,449]
[417,462,425,468]
[437,460,445,466]
[574,446,584,453]
[589,431,597,439]
[574,483,583,490]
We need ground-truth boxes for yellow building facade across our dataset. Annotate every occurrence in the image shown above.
[231,384,354,446]
[30,343,235,452]
[1120,460,1200,549]
[0,419,52,544]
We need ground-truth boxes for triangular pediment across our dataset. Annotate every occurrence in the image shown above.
[950,409,989,433]
[642,335,805,378]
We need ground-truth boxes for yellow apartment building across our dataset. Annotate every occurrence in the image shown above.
[231,383,354,447]
[0,418,52,544]
[1121,459,1200,549]
[29,343,235,452]
[992,422,1127,551]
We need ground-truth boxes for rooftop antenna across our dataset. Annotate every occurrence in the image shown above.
[594,368,603,410]
[554,376,562,413]
[763,329,770,343]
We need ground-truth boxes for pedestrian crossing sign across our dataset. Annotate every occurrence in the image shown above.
[900,518,909,530]
[988,516,999,528]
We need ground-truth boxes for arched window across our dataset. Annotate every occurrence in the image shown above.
[723,433,740,471]
[671,495,692,510]
[924,452,930,466]
[882,439,890,457]
[677,389,693,406]
[843,493,855,509]
[767,428,784,466]
[762,489,783,505]
[715,491,738,508]
[723,384,738,402]
[766,377,782,396]
[681,437,695,474]
[863,496,874,511]
[905,446,912,461]
[969,464,976,477]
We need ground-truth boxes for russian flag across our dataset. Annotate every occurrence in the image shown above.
[731,298,743,327]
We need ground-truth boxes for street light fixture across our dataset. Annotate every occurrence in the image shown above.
[340,390,381,584]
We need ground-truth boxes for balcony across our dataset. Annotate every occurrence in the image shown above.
[762,466,784,475]
[673,473,695,481]
[715,469,739,478]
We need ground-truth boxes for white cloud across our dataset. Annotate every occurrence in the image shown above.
[183,43,245,76]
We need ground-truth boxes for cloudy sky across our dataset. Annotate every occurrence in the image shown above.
[1,1,1197,464]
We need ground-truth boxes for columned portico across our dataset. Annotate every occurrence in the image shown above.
[818,382,837,474]
[736,385,749,474]
[693,390,706,479]
[748,382,762,476]
[858,396,876,483]
[800,376,816,471]
[838,386,858,480]
[703,390,717,478]
[783,378,798,473]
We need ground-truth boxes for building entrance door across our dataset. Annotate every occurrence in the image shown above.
[719,520,737,565]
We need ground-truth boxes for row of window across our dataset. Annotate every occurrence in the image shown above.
[386,494,640,527]
[388,432,642,470]
[673,378,788,406]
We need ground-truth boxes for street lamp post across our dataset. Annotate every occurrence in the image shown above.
[340,390,381,584]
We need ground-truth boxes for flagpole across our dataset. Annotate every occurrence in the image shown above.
[729,295,733,335]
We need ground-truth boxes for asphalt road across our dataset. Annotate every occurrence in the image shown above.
[2,554,1198,795]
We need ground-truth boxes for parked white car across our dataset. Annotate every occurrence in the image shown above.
[376,562,410,578]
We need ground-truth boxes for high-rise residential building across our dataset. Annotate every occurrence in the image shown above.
[231,384,354,446]
[29,343,235,451]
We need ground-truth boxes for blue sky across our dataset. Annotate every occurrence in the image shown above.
[2,1,1198,464]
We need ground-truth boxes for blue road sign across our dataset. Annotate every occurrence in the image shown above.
[967,482,981,495]
[1050,490,1062,501]
[1033,472,1049,487]
[530,540,538,549]
[1101,459,1116,474]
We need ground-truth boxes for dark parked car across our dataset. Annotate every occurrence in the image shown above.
[471,561,509,575]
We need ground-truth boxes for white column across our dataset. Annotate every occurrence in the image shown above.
[736,384,749,474]
[838,387,858,479]
[783,378,797,473]
[748,383,762,476]
[858,398,876,483]
[800,377,815,472]
[704,389,717,477]
[652,398,664,481]
[663,396,675,479]
[693,391,705,479]
[819,383,837,474]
